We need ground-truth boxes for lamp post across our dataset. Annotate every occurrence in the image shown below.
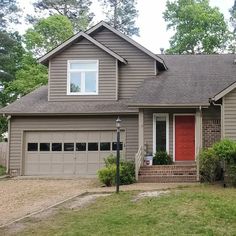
[116,117,121,193]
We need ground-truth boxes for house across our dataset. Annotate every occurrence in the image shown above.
[1,21,236,182]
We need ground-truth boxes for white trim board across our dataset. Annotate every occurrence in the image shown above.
[38,31,127,65]
[153,113,169,155]
[212,81,236,101]
[173,114,196,162]
[86,21,167,70]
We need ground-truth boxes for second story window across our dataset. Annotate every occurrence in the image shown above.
[67,60,98,95]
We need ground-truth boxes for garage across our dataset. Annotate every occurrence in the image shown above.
[24,130,125,176]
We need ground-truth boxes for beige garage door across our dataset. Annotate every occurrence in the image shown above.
[24,130,125,176]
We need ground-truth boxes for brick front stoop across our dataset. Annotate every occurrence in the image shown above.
[138,163,198,183]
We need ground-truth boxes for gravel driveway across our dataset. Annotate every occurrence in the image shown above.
[0,178,97,226]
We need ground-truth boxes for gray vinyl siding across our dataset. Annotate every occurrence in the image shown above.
[49,38,117,101]
[92,28,156,99]
[9,115,138,172]
[224,88,236,139]
[143,108,196,157]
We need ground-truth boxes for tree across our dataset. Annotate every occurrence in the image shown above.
[6,53,48,99]
[24,14,74,57]
[163,0,229,54]
[229,0,236,53]
[230,0,236,33]
[0,31,24,106]
[31,0,94,31]
[99,0,139,36]
[0,0,21,29]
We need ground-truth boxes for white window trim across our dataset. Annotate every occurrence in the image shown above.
[153,113,169,155]
[173,114,196,162]
[67,60,99,95]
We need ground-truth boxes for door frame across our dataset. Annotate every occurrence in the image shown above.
[173,114,196,162]
[153,113,169,155]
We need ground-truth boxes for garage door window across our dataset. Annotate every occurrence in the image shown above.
[28,143,38,151]
[40,143,50,151]
[64,143,74,151]
[112,142,123,151]
[76,143,86,151]
[100,142,111,151]
[88,142,98,151]
[52,143,62,151]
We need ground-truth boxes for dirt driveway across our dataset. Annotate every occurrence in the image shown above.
[0,178,98,226]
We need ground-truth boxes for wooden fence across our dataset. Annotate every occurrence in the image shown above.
[0,142,8,167]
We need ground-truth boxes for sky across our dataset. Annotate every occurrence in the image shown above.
[19,0,235,53]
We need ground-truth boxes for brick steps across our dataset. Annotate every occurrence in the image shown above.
[138,164,198,183]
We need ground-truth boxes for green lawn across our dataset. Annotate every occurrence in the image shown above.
[0,165,6,176]
[6,185,236,236]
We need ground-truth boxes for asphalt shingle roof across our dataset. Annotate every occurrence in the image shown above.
[0,86,138,115]
[1,54,236,115]
[129,54,236,106]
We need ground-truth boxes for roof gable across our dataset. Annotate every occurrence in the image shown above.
[212,81,236,101]
[86,21,167,70]
[38,31,127,65]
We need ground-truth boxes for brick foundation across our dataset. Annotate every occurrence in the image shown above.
[203,119,221,148]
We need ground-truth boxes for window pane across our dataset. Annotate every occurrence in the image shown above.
[64,143,74,151]
[70,61,97,70]
[85,71,97,93]
[70,72,81,92]
[52,143,62,151]
[40,143,50,151]
[76,143,86,151]
[28,143,38,151]
[88,143,98,151]
[100,142,111,151]
[112,142,123,151]
[156,119,166,152]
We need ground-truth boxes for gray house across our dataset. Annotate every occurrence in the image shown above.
[1,21,236,182]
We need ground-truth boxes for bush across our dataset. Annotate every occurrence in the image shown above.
[98,155,135,186]
[0,165,6,176]
[213,139,236,162]
[199,148,221,183]
[153,151,172,165]
[98,165,116,187]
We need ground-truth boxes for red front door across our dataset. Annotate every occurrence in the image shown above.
[175,115,195,161]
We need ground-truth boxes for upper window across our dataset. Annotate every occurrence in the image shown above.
[67,60,98,95]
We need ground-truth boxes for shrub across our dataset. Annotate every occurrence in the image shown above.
[98,155,135,186]
[0,165,6,176]
[212,139,236,162]
[98,165,116,187]
[153,151,172,165]
[225,164,236,187]
[199,148,221,183]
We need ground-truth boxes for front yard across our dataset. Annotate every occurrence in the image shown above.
[2,185,236,236]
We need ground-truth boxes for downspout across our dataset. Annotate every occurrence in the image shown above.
[196,106,202,181]
[211,100,223,139]
[3,114,11,174]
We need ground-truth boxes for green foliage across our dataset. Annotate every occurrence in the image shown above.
[6,53,48,99]
[98,165,116,186]
[0,165,6,176]
[0,117,8,142]
[0,31,25,106]
[99,0,139,36]
[199,148,221,183]
[32,0,94,32]
[98,155,135,186]
[153,151,173,165]
[212,139,236,162]
[163,0,229,54]
[0,0,21,29]
[24,14,74,57]
[226,164,236,187]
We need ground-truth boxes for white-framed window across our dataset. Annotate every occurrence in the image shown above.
[67,60,99,95]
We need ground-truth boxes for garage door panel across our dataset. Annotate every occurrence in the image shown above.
[24,130,126,176]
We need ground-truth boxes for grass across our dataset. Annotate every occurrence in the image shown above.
[4,185,236,236]
[0,165,6,176]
